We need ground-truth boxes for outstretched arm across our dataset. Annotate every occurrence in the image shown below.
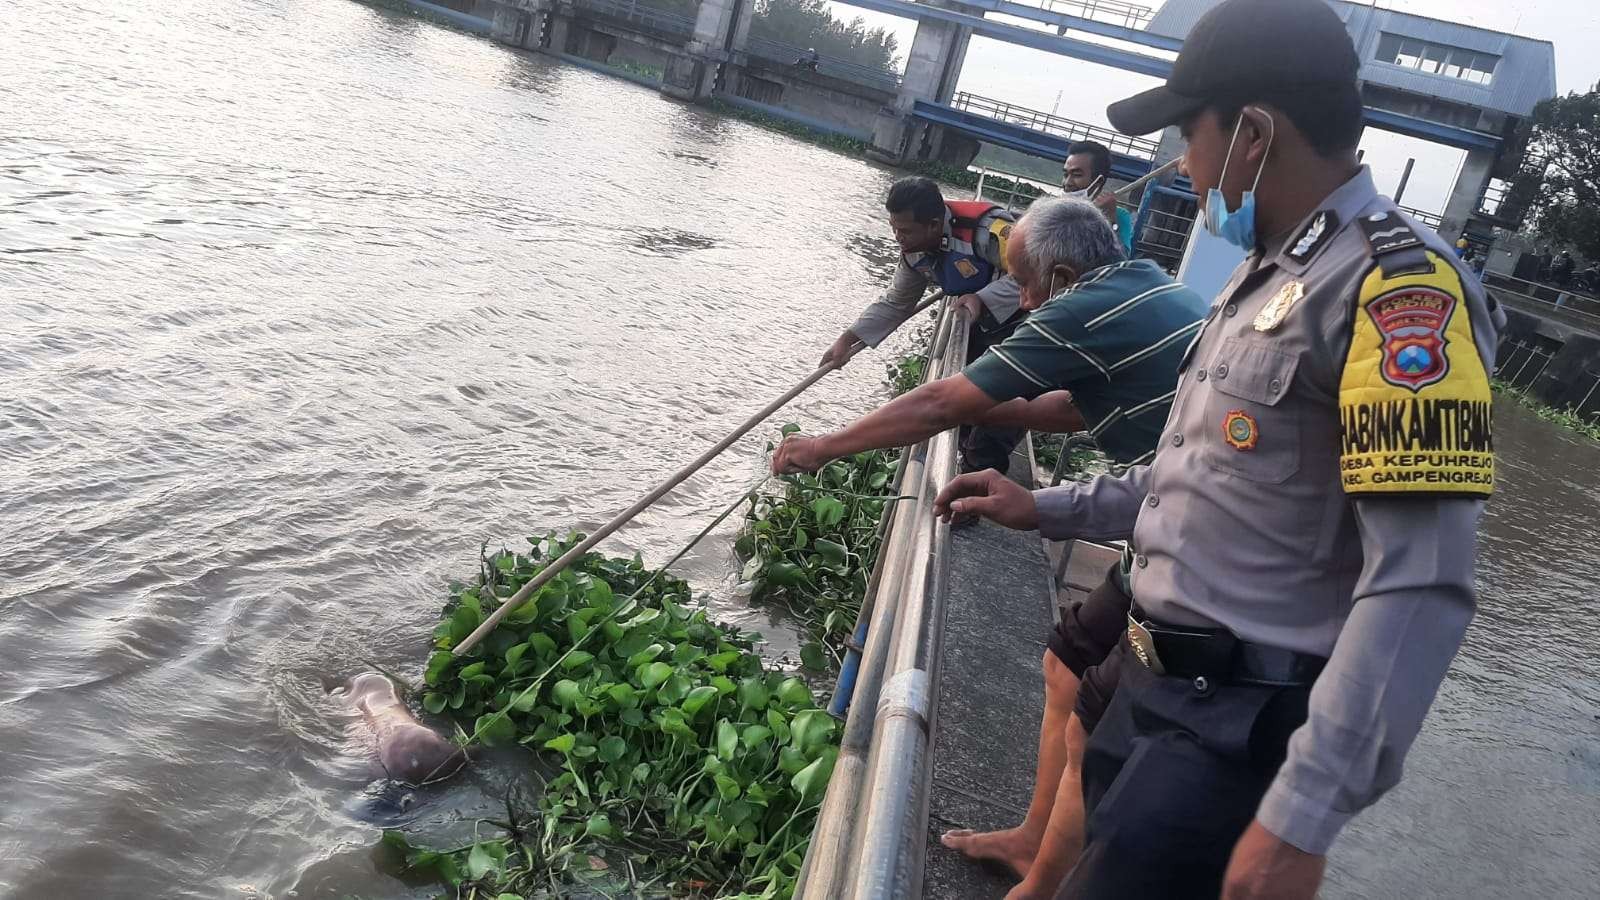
[838,257,931,358]
[773,372,996,474]
[977,391,1086,432]
[974,275,1022,324]
[934,465,1151,541]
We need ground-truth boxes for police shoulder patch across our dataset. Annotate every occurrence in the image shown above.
[1338,250,1494,497]
[988,219,1013,268]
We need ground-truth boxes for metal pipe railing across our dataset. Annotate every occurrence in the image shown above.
[797,307,969,899]
[950,92,1160,159]
[741,35,902,90]
[845,316,967,898]
[826,298,955,720]
[1483,270,1600,316]
[570,0,697,36]
[796,301,959,897]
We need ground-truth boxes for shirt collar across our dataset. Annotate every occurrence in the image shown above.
[1046,258,1159,305]
[1265,166,1378,275]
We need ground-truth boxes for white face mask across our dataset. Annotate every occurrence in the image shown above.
[1063,174,1105,201]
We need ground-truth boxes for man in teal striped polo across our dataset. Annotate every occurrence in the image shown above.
[772,196,1206,894]
[773,195,1204,476]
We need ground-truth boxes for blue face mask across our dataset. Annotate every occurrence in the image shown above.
[1203,109,1275,250]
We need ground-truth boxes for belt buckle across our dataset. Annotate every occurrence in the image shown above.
[1126,614,1166,675]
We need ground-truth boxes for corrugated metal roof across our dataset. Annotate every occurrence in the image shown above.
[1146,0,1556,118]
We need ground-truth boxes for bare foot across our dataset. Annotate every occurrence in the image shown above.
[939,826,1040,881]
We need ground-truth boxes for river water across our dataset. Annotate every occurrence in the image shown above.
[1,1,1595,898]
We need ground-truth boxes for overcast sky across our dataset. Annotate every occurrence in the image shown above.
[824,0,1600,215]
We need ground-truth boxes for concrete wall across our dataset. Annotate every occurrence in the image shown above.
[872,12,968,162]
[439,0,908,145]
[732,59,894,139]
[1438,147,1495,243]
[1495,301,1600,413]
[662,0,743,99]
[564,19,677,71]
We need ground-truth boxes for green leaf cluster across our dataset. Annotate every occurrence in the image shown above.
[1492,378,1600,441]
[397,534,839,897]
[1030,434,1108,482]
[737,442,901,671]
[750,0,902,73]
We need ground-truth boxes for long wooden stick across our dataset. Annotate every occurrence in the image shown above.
[1112,156,1183,199]
[452,291,947,657]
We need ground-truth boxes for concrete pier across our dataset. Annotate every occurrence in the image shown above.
[661,0,750,101]
[871,3,975,165]
[1438,147,1496,244]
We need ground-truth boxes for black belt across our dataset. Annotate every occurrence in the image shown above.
[1126,605,1326,688]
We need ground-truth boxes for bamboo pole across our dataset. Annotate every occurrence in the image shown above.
[451,291,946,657]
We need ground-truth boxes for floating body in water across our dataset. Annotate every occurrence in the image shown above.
[337,672,467,784]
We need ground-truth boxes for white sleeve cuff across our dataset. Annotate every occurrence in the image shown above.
[1255,777,1352,856]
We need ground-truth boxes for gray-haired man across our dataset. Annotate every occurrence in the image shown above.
[772,198,1207,895]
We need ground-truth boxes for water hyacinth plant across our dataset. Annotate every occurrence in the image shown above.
[1491,378,1600,441]
[391,534,839,897]
[736,426,901,670]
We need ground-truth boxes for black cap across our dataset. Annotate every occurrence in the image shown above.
[1107,0,1359,136]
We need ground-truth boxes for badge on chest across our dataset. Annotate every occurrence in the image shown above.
[1254,281,1304,333]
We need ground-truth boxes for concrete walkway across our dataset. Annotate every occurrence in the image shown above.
[922,445,1054,898]
[921,444,1125,897]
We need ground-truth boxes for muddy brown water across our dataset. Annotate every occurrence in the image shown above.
[1,2,1595,897]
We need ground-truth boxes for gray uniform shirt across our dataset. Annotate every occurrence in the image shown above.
[850,208,1022,347]
[1034,168,1501,854]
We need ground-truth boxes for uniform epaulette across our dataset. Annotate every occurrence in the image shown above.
[1355,210,1431,278]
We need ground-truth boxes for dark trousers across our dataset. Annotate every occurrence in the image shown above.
[960,314,1026,474]
[1055,657,1312,899]
[1049,563,1132,732]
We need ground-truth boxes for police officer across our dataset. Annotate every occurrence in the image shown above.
[933,1,1502,897]
[822,176,1027,474]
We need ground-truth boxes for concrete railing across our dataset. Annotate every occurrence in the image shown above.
[950,92,1160,159]
[1484,270,1600,324]
[742,36,903,91]
[795,299,966,900]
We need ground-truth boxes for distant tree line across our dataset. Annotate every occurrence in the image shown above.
[598,0,900,73]
[749,0,901,72]
[1507,89,1600,261]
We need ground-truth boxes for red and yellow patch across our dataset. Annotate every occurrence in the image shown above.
[1223,409,1258,450]
[1367,285,1456,391]
[1339,250,1494,496]
[954,258,979,278]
